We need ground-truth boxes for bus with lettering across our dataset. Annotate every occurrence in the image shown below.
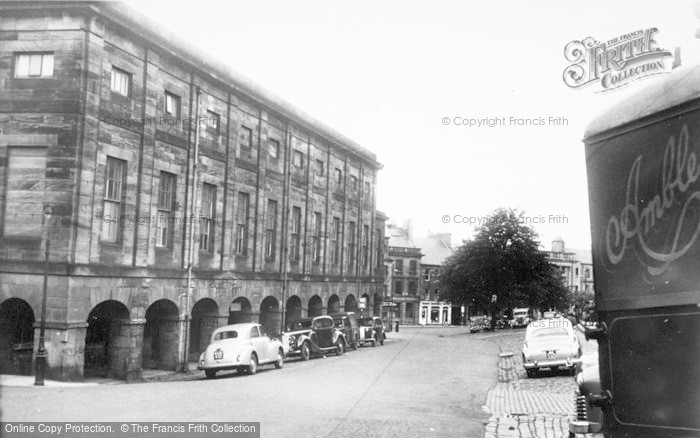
[571,65,700,437]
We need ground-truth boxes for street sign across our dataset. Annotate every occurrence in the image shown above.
[359,297,367,309]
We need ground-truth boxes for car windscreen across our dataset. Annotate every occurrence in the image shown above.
[313,318,334,329]
[358,318,373,327]
[287,320,312,331]
[214,330,238,341]
[530,328,568,339]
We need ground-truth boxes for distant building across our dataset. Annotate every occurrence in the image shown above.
[545,237,594,294]
[413,233,457,325]
[385,222,422,324]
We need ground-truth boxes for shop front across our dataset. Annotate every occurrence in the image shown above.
[419,301,452,325]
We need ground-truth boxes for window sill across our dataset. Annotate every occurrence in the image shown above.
[110,91,131,100]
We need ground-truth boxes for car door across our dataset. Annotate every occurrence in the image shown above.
[258,325,276,362]
[249,325,267,363]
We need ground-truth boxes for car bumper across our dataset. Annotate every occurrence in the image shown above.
[197,360,244,371]
[523,357,581,370]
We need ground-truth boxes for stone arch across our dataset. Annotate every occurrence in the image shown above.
[361,293,370,316]
[327,294,340,314]
[0,298,35,375]
[345,294,358,313]
[285,295,302,325]
[142,299,179,371]
[228,297,253,324]
[189,298,219,361]
[84,300,130,378]
[308,295,323,317]
[259,296,281,336]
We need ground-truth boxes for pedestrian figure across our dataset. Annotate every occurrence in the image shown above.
[395,321,399,332]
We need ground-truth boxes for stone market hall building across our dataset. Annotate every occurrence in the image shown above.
[0,1,386,381]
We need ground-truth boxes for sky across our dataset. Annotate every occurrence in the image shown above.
[125,0,700,251]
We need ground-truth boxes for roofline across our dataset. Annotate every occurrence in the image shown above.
[584,63,700,141]
[0,1,382,169]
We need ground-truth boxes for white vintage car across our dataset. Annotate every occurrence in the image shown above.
[522,318,581,377]
[197,323,284,379]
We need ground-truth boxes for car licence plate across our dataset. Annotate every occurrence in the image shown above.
[546,350,556,359]
[213,349,223,360]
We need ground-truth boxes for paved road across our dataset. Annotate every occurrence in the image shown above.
[474,327,601,438]
[2,326,498,438]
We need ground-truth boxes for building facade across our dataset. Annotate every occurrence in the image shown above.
[415,233,457,325]
[385,223,421,324]
[0,2,385,381]
[545,237,594,294]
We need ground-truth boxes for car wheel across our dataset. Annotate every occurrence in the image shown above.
[300,342,311,361]
[335,340,345,356]
[247,354,258,375]
[275,349,284,369]
[380,338,384,345]
[526,369,537,378]
[371,340,376,347]
[204,369,216,379]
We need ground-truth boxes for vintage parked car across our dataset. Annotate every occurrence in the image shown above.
[358,316,385,346]
[510,307,531,328]
[522,319,582,377]
[331,312,360,350]
[570,352,603,437]
[197,323,284,379]
[485,316,508,331]
[281,318,313,357]
[284,315,346,360]
[468,315,488,333]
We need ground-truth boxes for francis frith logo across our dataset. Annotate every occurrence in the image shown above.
[563,28,677,92]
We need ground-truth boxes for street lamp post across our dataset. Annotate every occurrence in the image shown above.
[35,204,53,386]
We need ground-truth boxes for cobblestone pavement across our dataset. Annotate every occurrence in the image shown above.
[474,329,603,438]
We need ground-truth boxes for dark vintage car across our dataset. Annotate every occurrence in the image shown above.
[331,312,360,350]
[281,318,313,357]
[358,316,385,346]
[283,315,345,360]
[468,315,488,333]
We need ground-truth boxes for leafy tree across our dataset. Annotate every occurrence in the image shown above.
[439,208,568,315]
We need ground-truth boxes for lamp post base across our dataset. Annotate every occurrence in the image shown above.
[34,350,46,386]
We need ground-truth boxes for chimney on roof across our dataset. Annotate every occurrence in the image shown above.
[403,219,413,240]
[552,236,565,253]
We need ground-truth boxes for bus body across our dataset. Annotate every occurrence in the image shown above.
[578,65,700,437]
